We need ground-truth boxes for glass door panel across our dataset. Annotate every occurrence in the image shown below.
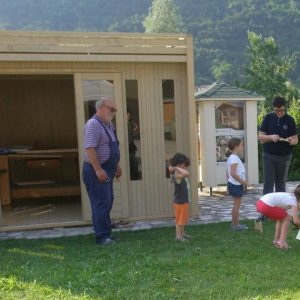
[77,73,129,220]
[82,79,114,122]
[162,79,176,177]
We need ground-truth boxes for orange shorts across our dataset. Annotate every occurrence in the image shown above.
[173,203,189,225]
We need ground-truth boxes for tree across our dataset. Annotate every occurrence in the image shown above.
[143,0,184,33]
[243,31,300,181]
[108,14,145,32]
[242,31,295,111]
[211,60,232,82]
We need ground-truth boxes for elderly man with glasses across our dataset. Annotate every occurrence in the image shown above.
[255,96,298,230]
[82,96,122,245]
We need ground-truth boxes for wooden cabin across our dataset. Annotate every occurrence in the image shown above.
[0,30,197,231]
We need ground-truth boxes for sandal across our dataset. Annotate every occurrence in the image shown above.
[274,241,291,250]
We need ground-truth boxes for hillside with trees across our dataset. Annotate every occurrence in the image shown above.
[0,0,300,86]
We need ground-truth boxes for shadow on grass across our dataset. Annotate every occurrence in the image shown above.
[1,221,300,299]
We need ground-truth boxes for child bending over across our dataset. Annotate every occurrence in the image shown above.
[256,184,300,249]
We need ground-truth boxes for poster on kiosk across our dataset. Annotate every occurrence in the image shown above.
[215,101,245,182]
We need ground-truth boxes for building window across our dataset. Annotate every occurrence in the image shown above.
[125,80,142,180]
[82,80,114,121]
[162,80,176,177]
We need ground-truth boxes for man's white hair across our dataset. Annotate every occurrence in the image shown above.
[95,96,114,109]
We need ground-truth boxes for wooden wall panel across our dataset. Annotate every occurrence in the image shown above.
[118,62,190,219]
[160,63,177,216]
[140,63,151,217]
[156,63,169,216]
[0,76,77,149]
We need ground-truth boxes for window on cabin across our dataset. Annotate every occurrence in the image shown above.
[162,80,176,178]
[82,80,114,121]
[125,80,142,181]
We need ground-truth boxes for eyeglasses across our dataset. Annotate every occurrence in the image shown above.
[103,104,117,113]
[274,108,285,113]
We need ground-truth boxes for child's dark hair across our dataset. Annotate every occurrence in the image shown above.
[294,184,300,201]
[170,152,190,167]
[225,137,242,157]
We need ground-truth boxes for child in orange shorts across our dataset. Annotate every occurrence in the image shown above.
[169,152,191,242]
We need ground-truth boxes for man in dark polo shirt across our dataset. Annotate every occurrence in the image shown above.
[258,96,298,194]
[255,96,298,228]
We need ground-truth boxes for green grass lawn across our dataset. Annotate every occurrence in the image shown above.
[1,221,300,300]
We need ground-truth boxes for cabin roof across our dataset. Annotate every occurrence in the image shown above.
[0,30,191,63]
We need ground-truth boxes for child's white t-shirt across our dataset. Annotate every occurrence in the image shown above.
[261,192,297,208]
[227,154,246,185]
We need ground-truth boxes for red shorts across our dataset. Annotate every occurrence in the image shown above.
[256,199,288,220]
[173,203,189,225]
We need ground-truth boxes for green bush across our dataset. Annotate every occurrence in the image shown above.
[289,144,300,181]
[288,99,300,181]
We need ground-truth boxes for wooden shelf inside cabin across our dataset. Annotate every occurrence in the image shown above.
[0,148,81,206]
[10,182,80,199]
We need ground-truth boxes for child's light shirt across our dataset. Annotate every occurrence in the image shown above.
[261,192,297,208]
[227,154,246,185]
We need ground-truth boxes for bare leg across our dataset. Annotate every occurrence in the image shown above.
[279,216,291,243]
[176,225,184,240]
[274,220,281,242]
[232,197,242,225]
[274,215,291,249]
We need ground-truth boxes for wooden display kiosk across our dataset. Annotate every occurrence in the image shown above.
[196,81,264,193]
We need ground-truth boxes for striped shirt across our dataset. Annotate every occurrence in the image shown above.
[83,115,116,164]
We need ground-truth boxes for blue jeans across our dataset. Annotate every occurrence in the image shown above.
[83,162,114,243]
[262,152,292,195]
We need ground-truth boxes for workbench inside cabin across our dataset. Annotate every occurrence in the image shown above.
[0,148,80,207]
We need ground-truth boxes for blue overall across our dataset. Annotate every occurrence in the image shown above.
[83,117,120,243]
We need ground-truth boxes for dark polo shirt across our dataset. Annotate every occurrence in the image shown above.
[260,112,297,156]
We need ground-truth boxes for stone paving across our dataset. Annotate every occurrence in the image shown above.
[0,181,299,240]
